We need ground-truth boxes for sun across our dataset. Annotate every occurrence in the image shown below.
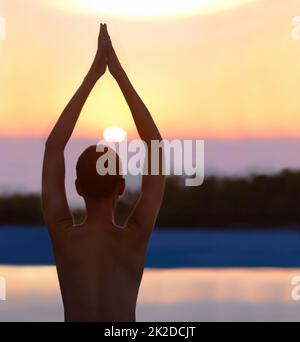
[103,126,127,143]
[45,0,260,20]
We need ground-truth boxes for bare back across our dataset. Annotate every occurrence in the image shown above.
[51,223,148,322]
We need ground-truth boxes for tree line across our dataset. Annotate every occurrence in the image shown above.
[0,170,299,228]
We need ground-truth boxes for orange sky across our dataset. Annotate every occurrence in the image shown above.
[1,0,300,140]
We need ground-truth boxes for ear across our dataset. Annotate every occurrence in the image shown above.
[118,177,125,196]
[75,179,83,197]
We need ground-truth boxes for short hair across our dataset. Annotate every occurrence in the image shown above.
[76,145,123,200]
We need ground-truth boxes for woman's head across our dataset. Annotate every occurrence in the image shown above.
[75,145,124,201]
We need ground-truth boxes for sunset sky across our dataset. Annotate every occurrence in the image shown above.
[1,0,300,140]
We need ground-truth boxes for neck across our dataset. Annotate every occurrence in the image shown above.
[84,196,116,226]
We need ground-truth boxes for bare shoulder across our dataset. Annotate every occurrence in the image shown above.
[123,221,153,247]
[47,221,76,253]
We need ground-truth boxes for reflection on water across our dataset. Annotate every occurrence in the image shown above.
[0,266,300,321]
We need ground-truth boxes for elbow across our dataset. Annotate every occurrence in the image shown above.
[45,138,55,151]
[45,137,64,152]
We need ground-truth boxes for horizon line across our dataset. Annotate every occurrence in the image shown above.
[2,136,300,142]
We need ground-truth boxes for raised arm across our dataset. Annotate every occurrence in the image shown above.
[42,24,108,236]
[105,27,165,236]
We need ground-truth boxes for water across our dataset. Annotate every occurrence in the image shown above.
[0,227,300,267]
[1,266,300,321]
[1,227,300,321]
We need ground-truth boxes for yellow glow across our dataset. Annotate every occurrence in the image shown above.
[1,0,300,139]
[103,126,127,142]
[45,0,259,19]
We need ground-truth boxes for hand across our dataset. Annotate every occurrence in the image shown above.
[103,25,124,79]
[88,23,108,80]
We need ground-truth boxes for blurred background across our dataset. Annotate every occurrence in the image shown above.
[1,0,300,321]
